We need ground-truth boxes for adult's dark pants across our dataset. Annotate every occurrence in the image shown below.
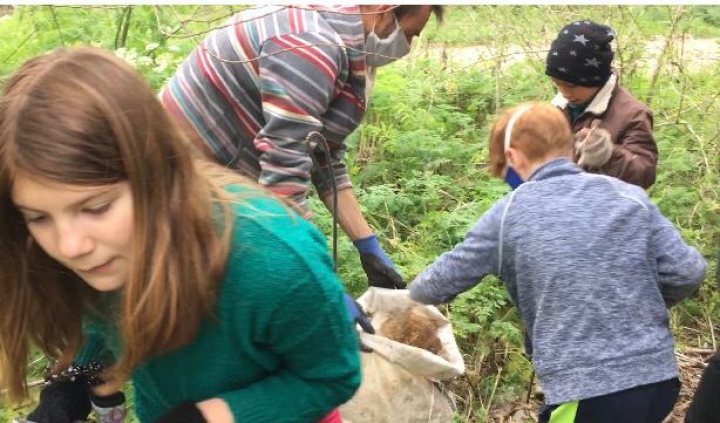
[685,350,720,423]
[539,377,680,423]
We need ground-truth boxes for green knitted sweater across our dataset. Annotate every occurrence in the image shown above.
[78,189,361,422]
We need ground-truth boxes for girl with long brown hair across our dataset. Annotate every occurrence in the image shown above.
[0,46,360,423]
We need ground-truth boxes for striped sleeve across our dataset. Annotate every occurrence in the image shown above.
[255,31,343,213]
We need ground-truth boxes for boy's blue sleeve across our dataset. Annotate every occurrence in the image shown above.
[650,203,707,307]
[409,198,507,304]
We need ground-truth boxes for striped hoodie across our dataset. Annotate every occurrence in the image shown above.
[160,6,368,216]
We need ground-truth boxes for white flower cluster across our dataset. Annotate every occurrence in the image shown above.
[113,43,185,84]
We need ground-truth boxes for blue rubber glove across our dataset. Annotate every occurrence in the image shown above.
[343,293,374,335]
[343,293,375,353]
[353,235,406,289]
[354,234,394,267]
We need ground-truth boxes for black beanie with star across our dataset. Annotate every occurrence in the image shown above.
[545,20,615,87]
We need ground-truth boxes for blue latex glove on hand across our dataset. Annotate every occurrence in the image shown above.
[353,235,406,289]
[343,293,374,335]
[343,293,375,353]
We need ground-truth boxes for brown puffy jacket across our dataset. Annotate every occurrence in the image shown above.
[552,74,658,189]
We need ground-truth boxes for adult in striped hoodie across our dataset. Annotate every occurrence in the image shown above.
[160,5,443,290]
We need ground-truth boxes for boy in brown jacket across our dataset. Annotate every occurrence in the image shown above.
[545,20,658,189]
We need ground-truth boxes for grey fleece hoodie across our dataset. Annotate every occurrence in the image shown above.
[409,157,706,405]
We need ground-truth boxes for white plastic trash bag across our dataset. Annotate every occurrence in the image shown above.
[340,288,465,423]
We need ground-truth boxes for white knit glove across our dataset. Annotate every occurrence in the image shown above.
[576,119,614,169]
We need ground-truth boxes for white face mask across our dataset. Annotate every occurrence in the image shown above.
[365,15,411,67]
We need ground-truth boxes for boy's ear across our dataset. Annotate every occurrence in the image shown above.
[505,148,521,168]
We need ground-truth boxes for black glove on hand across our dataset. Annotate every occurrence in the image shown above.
[359,253,406,289]
[27,376,92,423]
[153,402,207,423]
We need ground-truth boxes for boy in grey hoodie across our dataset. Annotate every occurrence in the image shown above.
[409,102,706,423]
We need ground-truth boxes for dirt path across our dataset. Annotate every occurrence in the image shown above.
[415,37,719,73]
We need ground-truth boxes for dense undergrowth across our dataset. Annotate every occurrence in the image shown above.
[0,5,719,422]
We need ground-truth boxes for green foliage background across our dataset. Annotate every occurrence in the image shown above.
[0,5,719,422]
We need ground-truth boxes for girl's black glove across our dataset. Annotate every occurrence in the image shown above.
[153,402,207,423]
[27,375,92,423]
